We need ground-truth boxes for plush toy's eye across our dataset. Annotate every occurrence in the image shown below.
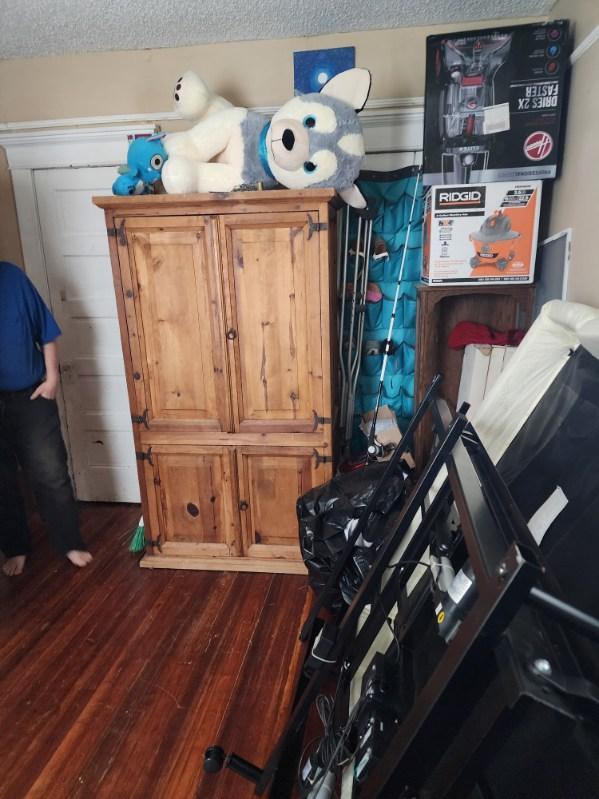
[303,161,317,173]
[303,116,316,128]
[151,154,164,170]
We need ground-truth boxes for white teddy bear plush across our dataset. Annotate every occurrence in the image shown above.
[172,71,233,121]
[162,68,371,208]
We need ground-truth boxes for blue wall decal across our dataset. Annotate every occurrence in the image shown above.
[293,47,355,95]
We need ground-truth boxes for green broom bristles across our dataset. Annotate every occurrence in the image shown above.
[129,516,146,552]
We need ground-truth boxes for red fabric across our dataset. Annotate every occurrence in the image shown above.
[448,321,526,350]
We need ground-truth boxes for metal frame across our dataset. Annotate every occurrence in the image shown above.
[357,419,599,799]
[202,400,599,798]
[300,373,443,643]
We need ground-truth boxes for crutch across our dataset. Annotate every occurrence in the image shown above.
[337,206,351,435]
[345,218,372,448]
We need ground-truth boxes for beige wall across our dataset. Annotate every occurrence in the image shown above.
[0,15,543,267]
[548,0,599,307]
[0,148,23,265]
[0,17,543,121]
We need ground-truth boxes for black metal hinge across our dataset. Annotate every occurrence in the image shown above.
[107,219,127,246]
[312,410,333,431]
[306,213,328,240]
[313,449,333,468]
[144,536,162,553]
[136,447,153,466]
[131,408,149,429]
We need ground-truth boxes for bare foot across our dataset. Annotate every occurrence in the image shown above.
[66,550,93,568]
[2,555,26,576]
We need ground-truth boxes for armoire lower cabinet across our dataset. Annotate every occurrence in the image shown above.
[94,190,339,573]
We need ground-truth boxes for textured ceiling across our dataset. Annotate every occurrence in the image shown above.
[0,0,556,59]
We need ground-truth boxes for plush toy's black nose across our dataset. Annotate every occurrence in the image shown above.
[282,129,295,151]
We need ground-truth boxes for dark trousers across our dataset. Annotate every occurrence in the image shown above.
[0,386,85,557]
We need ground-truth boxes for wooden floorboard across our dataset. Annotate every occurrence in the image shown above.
[0,503,309,799]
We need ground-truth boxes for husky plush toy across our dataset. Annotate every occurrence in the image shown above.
[162,68,371,208]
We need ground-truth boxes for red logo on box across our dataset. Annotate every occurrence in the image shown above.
[523,131,554,161]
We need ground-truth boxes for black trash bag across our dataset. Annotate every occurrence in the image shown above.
[297,462,407,608]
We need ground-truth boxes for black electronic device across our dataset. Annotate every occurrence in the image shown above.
[353,652,402,784]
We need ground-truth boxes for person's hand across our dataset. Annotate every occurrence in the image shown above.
[30,377,58,400]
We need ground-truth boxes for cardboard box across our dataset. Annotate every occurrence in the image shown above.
[422,180,541,284]
[423,20,570,185]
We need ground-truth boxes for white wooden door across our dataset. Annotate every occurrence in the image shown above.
[34,167,140,502]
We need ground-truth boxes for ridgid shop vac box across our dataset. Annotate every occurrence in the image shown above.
[422,181,542,285]
[422,20,570,185]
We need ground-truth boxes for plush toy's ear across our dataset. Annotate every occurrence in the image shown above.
[321,68,371,112]
[339,184,367,210]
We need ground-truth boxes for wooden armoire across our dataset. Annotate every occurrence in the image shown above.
[94,189,339,573]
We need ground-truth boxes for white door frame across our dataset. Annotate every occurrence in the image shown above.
[1,124,154,308]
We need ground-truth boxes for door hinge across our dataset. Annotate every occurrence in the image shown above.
[313,448,333,468]
[136,447,153,466]
[145,536,162,552]
[131,408,149,429]
[107,219,127,246]
[312,410,333,431]
[307,213,328,240]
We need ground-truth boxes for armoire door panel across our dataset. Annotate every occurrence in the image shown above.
[220,213,325,433]
[144,446,239,557]
[237,447,330,561]
[119,217,230,431]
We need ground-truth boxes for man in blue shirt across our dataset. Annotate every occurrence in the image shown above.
[0,261,92,575]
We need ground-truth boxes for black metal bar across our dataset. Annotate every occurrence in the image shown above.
[224,753,263,784]
[443,433,510,587]
[254,409,466,795]
[347,479,452,681]
[330,413,467,668]
[300,374,443,642]
[359,433,543,799]
[529,587,599,645]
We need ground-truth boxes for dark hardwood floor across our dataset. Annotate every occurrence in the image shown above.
[0,503,310,799]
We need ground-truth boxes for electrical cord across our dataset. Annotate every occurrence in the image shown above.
[307,694,367,799]
[298,674,367,799]
[300,562,458,797]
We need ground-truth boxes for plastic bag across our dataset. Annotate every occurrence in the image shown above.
[297,462,407,607]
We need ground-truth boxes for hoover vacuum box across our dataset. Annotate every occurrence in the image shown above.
[422,20,570,185]
[422,180,542,285]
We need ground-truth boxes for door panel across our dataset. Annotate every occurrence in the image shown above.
[221,213,325,433]
[237,447,331,562]
[34,167,140,502]
[121,217,230,431]
[145,446,239,557]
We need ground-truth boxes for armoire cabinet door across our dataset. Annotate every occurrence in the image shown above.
[117,217,231,431]
[143,446,240,558]
[220,213,328,433]
[237,446,331,562]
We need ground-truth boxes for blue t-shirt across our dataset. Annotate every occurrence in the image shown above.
[0,261,61,391]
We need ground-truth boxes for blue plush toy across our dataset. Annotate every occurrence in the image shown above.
[112,134,168,195]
